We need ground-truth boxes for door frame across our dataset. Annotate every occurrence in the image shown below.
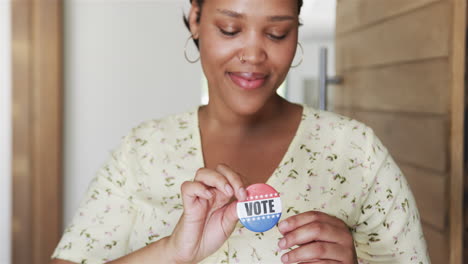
[450,0,466,262]
[11,0,63,262]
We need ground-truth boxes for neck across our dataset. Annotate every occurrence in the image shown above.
[199,95,290,135]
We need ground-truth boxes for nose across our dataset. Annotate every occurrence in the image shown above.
[240,32,267,65]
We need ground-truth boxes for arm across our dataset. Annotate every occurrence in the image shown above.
[51,133,141,263]
[51,236,173,264]
[51,161,246,264]
[107,237,173,263]
[352,153,429,263]
[51,118,247,263]
[50,260,76,264]
[346,127,429,263]
[276,127,429,264]
[111,165,246,264]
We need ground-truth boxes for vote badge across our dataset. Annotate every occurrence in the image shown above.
[237,183,282,232]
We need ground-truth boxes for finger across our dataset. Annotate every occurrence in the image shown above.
[194,168,234,197]
[221,200,240,233]
[298,261,341,264]
[291,261,340,264]
[278,221,353,249]
[180,180,214,204]
[225,199,239,222]
[281,242,352,264]
[215,164,247,201]
[278,211,348,235]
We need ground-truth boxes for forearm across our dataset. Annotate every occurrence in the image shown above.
[108,236,178,264]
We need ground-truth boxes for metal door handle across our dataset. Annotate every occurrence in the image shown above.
[319,47,343,110]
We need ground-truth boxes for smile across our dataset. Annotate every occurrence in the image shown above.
[228,72,268,90]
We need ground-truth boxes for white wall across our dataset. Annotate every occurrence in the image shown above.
[300,0,336,40]
[64,0,202,225]
[287,38,335,106]
[287,0,336,107]
[0,1,12,264]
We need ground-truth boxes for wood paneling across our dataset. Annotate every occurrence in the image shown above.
[335,0,466,261]
[423,224,449,264]
[336,0,442,34]
[335,109,448,173]
[336,2,450,71]
[334,59,450,114]
[401,164,446,230]
[12,0,63,263]
[11,2,33,262]
[448,0,466,262]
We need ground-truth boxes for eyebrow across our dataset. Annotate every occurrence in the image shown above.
[216,9,295,22]
[217,9,244,19]
[268,15,295,22]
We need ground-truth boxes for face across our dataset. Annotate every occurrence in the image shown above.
[188,0,299,115]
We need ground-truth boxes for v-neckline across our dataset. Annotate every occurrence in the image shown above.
[192,104,307,186]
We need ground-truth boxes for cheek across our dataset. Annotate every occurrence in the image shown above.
[280,41,298,62]
[268,44,296,74]
[199,32,239,70]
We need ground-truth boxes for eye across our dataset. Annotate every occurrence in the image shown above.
[219,28,239,37]
[268,33,287,41]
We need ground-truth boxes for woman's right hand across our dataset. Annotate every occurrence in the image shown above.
[166,164,247,264]
[51,164,246,264]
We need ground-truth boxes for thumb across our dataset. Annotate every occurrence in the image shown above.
[221,201,239,236]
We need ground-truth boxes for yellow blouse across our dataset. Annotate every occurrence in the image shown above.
[53,106,430,263]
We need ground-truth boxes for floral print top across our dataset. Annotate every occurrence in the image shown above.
[52,105,430,263]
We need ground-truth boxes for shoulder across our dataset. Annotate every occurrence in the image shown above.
[115,108,198,158]
[130,109,197,138]
[122,108,197,144]
[299,105,389,171]
[301,106,378,145]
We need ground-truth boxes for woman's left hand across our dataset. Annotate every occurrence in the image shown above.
[277,211,358,264]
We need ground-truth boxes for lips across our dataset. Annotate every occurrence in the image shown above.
[228,72,268,90]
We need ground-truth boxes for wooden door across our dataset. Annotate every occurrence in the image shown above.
[334,0,466,263]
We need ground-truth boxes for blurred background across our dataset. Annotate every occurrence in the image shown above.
[1,0,467,263]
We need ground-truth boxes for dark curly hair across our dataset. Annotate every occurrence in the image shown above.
[184,0,303,49]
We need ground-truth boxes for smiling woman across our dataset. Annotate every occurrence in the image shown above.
[183,0,302,117]
[51,0,429,263]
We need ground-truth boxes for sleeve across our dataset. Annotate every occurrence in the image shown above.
[52,132,139,264]
[353,132,431,264]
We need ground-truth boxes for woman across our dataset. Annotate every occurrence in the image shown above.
[51,0,429,263]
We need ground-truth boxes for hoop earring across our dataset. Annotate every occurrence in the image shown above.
[184,35,200,63]
[290,42,304,68]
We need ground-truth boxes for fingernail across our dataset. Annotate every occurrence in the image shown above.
[204,190,213,198]
[281,253,288,262]
[278,221,288,230]
[224,184,234,196]
[278,238,286,248]
[239,187,247,200]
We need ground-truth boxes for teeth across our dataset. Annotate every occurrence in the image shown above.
[232,72,266,80]
[238,72,255,79]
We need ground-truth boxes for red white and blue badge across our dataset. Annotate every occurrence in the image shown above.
[237,183,282,232]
